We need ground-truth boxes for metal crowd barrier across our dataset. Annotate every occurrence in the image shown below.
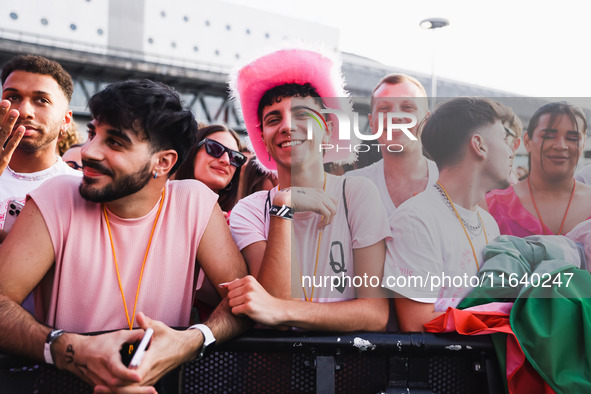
[0,329,503,393]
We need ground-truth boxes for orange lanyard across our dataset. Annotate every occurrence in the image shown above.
[103,188,166,330]
[437,181,488,271]
[301,173,327,302]
[527,177,575,235]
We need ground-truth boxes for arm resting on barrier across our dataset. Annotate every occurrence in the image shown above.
[394,297,444,332]
[113,207,252,389]
[228,275,388,332]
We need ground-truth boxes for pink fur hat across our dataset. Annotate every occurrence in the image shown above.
[230,48,357,172]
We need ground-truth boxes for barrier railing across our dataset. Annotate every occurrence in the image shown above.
[0,330,503,393]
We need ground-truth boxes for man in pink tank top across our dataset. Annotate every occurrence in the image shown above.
[0,80,249,392]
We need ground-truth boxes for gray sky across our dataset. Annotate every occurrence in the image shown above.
[226,0,591,98]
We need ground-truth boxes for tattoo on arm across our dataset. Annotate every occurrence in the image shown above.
[65,344,74,363]
[65,344,88,371]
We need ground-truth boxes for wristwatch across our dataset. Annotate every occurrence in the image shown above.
[188,324,216,359]
[44,329,66,364]
[269,204,293,220]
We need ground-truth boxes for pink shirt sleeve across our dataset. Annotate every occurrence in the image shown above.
[229,190,271,251]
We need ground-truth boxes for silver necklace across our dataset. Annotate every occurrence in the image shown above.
[433,183,483,236]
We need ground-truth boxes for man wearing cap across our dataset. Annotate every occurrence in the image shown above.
[227,48,390,331]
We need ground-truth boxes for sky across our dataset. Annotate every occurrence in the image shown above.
[225,0,591,99]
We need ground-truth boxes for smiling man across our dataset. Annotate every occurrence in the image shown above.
[0,79,249,393]
[227,48,391,332]
[346,74,438,213]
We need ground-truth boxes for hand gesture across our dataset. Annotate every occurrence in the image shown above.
[54,330,149,391]
[226,276,287,327]
[0,100,24,175]
[94,312,199,393]
[274,187,337,229]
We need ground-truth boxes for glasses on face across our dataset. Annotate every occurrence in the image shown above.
[504,127,517,145]
[197,138,247,168]
[66,161,83,171]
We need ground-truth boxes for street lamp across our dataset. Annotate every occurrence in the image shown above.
[420,17,450,108]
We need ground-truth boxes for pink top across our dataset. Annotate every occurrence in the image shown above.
[486,186,591,237]
[29,176,218,332]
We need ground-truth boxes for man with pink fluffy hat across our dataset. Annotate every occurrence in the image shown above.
[227,47,392,331]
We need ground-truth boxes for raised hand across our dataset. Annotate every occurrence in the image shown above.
[0,100,24,175]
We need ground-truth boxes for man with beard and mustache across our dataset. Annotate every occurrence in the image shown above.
[0,55,81,231]
[0,80,249,393]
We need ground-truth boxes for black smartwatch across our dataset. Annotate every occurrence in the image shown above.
[269,204,293,220]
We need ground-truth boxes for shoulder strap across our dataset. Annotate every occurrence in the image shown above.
[264,189,272,223]
[342,178,352,233]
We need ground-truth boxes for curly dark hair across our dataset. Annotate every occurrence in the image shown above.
[256,83,323,124]
[88,79,198,175]
[1,54,73,102]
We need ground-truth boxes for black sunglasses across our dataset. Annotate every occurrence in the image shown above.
[198,138,247,168]
[66,160,83,171]
[504,127,517,139]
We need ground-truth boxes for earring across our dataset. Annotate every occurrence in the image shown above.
[268,153,271,162]
[153,172,157,179]
[223,181,233,192]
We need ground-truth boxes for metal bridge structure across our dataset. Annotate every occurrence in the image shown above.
[0,0,522,132]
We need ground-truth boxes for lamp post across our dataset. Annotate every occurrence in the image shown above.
[420,18,450,108]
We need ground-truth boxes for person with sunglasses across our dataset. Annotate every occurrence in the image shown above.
[62,143,84,171]
[484,102,591,237]
[175,124,246,214]
[175,124,247,322]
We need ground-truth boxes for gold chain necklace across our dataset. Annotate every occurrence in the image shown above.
[296,173,327,302]
[436,182,488,270]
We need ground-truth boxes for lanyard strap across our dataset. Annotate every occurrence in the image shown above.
[528,177,575,235]
[103,187,166,330]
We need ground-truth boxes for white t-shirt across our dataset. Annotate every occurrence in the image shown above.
[0,157,81,201]
[0,157,81,228]
[230,174,392,302]
[383,185,500,311]
[346,158,439,220]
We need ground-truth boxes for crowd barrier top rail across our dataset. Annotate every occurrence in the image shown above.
[0,329,503,394]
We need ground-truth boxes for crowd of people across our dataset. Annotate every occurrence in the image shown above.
[0,50,589,393]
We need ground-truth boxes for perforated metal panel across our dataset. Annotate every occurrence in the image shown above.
[33,365,93,394]
[427,356,487,394]
[182,351,316,393]
[1,332,501,394]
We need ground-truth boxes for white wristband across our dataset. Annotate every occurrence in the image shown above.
[44,329,66,364]
[187,324,216,359]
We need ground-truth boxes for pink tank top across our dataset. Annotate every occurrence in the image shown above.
[29,176,217,332]
[486,186,591,237]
